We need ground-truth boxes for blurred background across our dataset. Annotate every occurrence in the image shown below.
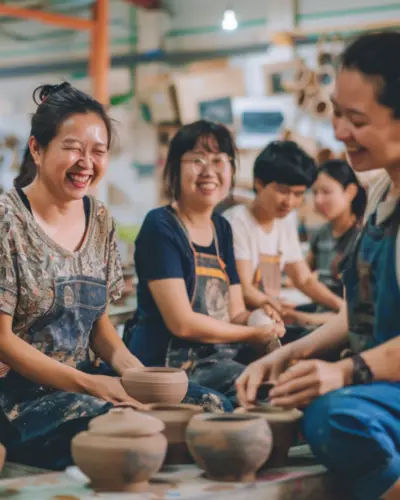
[0,0,398,273]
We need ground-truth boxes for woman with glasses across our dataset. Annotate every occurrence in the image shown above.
[125,120,284,405]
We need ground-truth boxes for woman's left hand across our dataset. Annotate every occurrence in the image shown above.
[268,359,351,408]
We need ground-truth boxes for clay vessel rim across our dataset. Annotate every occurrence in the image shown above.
[123,367,184,374]
[88,408,165,436]
[147,403,201,412]
[192,413,263,424]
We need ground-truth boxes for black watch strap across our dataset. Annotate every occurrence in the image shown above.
[351,353,374,385]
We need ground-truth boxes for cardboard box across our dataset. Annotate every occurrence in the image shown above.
[172,67,245,124]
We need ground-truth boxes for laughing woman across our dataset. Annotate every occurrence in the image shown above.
[236,32,400,500]
[0,83,146,469]
[126,120,284,404]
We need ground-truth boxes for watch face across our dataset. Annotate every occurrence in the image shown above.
[353,355,373,385]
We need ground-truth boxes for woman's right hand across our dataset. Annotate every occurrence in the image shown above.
[235,346,294,407]
[83,374,149,410]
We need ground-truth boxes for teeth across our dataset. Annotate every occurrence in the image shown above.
[198,183,217,189]
[69,174,90,183]
[347,147,362,153]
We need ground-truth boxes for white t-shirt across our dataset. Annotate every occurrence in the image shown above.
[223,204,303,275]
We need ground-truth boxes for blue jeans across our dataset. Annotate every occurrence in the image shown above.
[302,382,400,500]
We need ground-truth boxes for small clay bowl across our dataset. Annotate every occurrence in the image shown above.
[146,403,203,464]
[71,408,167,492]
[121,367,188,404]
[186,413,272,482]
[235,404,302,467]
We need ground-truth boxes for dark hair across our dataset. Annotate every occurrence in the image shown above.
[317,159,367,219]
[341,31,400,118]
[163,120,237,200]
[253,140,317,190]
[14,82,113,188]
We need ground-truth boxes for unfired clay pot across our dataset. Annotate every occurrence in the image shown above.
[71,408,167,492]
[122,367,188,404]
[236,404,303,467]
[186,413,272,482]
[146,403,203,464]
[0,443,6,473]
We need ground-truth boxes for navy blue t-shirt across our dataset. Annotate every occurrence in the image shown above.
[128,206,240,366]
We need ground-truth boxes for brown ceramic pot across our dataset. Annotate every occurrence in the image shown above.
[121,367,188,404]
[235,404,303,467]
[71,408,167,492]
[0,443,6,473]
[146,403,203,464]
[186,413,272,482]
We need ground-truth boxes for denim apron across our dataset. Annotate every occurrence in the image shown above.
[302,191,400,500]
[0,275,111,459]
[166,214,248,400]
[344,194,400,352]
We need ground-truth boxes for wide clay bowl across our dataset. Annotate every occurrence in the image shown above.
[186,413,272,482]
[71,431,167,492]
[236,404,303,467]
[122,367,188,404]
[146,403,203,464]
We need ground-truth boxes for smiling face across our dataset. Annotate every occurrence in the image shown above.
[255,180,306,219]
[29,112,109,202]
[178,134,232,210]
[313,172,354,220]
[332,69,400,173]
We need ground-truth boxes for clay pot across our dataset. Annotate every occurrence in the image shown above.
[122,367,188,404]
[71,408,167,492]
[235,404,302,467]
[146,403,203,464]
[0,443,6,473]
[186,413,272,482]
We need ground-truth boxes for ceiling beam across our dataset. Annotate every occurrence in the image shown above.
[0,3,94,31]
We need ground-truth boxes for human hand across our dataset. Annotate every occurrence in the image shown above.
[262,303,283,324]
[252,322,286,345]
[268,358,352,408]
[85,374,149,410]
[235,346,293,407]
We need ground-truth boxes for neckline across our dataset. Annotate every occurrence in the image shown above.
[245,204,276,234]
[11,187,95,257]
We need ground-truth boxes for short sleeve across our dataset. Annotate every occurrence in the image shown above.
[280,216,303,264]
[224,209,253,261]
[135,210,185,283]
[106,216,125,304]
[0,204,18,316]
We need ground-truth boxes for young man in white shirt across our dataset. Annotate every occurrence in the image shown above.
[224,140,343,323]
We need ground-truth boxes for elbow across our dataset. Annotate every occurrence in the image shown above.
[166,316,195,340]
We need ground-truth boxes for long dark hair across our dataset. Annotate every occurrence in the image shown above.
[15,82,113,188]
[318,160,367,219]
[163,120,237,200]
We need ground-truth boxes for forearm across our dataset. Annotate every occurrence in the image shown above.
[243,283,277,310]
[90,314,142,375]
[287,304,349,360]
[172,311,263,344]
[0,331,89,393]
[297,276,343,311]
[360,336,400,382]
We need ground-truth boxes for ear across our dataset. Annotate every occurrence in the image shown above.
[28,136,42,167]
[253,178,265,194]
[345,182,358,202]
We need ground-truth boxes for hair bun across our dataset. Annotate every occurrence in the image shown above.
[33,82,72,105]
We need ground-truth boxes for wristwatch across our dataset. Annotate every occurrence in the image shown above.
[351,353,374,385]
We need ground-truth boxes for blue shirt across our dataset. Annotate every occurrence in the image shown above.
[128,206,240,366]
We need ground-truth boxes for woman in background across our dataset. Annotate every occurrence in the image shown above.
[284,159,366,327]
[126,120,284,404]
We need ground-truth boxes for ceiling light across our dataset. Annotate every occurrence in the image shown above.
[222,8,238,31]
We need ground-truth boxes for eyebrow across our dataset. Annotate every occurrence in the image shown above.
[330,97,367,117]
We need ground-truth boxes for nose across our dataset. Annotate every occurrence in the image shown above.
[333,116,353,142]
[77,150,93,170]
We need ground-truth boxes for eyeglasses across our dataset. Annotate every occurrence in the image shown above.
[181,153,231,174]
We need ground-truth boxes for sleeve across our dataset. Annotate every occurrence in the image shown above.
[219,218,240,285]
[280,216,303,264]
[134,210,185,283]
[223,209,253,261]
[106,215,125,304]
[0,204,18,316]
